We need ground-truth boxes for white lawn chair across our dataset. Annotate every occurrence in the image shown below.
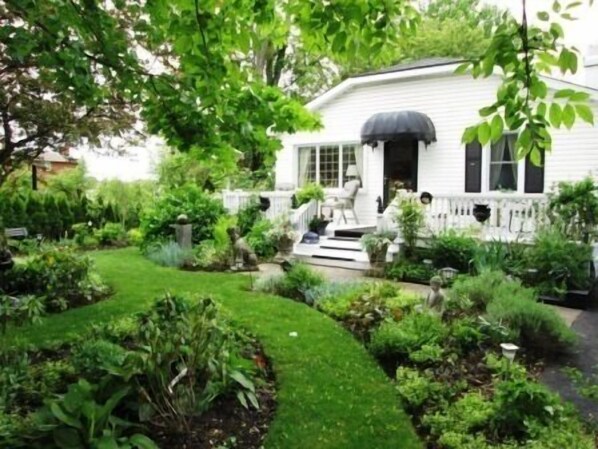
[322,180,360,224]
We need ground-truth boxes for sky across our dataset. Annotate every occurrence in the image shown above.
[79,0,598,182]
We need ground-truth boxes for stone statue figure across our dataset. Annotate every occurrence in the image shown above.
[227,227,258,271]
[424,275,446,316]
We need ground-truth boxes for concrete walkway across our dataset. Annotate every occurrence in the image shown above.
[255,263,429,296]
[541,308,598,421]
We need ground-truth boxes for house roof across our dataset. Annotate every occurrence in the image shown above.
[352,57,463,78]
[307,58,598,112]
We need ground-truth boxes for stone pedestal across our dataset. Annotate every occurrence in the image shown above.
[173,224,193,250]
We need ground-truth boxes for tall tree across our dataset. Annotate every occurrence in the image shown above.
[0,0,142,186]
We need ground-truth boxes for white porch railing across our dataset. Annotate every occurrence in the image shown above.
[382,193,548,241]
[221,190,294,220]
[291,199,318,239]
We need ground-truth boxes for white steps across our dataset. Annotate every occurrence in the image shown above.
[293,236,399,271]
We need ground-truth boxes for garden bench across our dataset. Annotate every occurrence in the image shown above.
[4,227,28,239]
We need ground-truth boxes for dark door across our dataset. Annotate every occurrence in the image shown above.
[383,140,419,206]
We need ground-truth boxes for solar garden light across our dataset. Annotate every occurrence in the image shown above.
[438,267,458,283]
[500,343,519,362]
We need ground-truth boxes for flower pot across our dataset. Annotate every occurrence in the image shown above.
[276,235,295,257]
[367,243,389,269]
[309,220,330,236]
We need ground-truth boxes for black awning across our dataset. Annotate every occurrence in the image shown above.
[360,111,437,146]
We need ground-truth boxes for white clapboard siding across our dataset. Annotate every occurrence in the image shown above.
[276,70,598,226]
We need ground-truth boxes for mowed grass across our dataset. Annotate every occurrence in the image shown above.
[2,248,421,449]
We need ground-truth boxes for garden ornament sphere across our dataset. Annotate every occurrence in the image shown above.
[500,343,519,362]
[176,214,190,225]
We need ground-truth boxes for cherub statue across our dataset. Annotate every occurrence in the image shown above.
[424,275,446,315]
[227,226,258,271]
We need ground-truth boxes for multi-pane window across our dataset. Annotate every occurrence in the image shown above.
[489,134,518,191]
[319,145,340,187]
[297,143,363,188]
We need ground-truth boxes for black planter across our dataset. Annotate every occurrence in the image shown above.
[259,196,271,212]
[473,204,491,223]
[309,219,330,236]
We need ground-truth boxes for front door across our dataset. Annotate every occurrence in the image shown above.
[383,140,419,206]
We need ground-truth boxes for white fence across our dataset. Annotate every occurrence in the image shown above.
[382,193,548,241]
[291,199,318,239]
[221,190,294,220]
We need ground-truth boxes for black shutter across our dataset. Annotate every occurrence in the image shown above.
[465,141,482,193]
[524,151,545,193]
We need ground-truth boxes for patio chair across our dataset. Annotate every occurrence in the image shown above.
[322,180,360,225]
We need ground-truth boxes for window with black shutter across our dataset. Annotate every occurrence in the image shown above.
[465,141,482,193]
[524,151,545,193]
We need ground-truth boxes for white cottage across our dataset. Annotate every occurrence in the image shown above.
[224,55,598,268]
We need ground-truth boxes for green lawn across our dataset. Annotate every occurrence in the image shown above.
[3,248,421,449]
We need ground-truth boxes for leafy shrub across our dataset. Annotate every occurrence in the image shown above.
[0,295,45,335]
[547,176,598,243]
[486,290,576,354]
[296,183,325,206]
[524,227,592,296]
[449,271,510,310]
[396,199,424,257]
[140,184,225,246]
[71,339,128,380]
[124,294,259,431]
[492,378,562,438]
[385,260,435,282]
[279,263,325,301]
[0,248,110,312]
[71,222,93,245]
[94,222,127,246]
[146,241,194,268]
[193,240,230,271]
[423,392,494,438]
[471,239,526,274]
[246,219,277,259]
[396,367,445,411]
[448,317,485,353]
[429,230,477,272]
[126,228,144,246]
[237,200,263,236]
[370,312,447,359]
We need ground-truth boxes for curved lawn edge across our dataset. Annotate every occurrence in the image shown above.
[2,248,421,449]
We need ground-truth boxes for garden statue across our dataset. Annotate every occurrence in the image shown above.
[424,275,446,315]
[227,226,258,271]
[172,214,193,250]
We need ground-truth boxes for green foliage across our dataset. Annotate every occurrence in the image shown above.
[450,271,511,310]
[0,295,45,335]
[237,200,263,236]
[460,1,595,161]
[0,248,110,313]
[423,392,494,438]
[430,230,477,272]
[448,317,485,353]
[524,227,592,296]
[71,339,129,381]
[193,240,230,271]
[94,222,128,246]
[35,378,157,449]
[396,367,446,411]
[126,228,144,247]
[548,177,598,243]
[95,180,157,229]
[370,312,447,359]
[563,366,598,400]
[140,185,225,247]
[385,260,435,282]
[279,263,326,302]
[471,240,527,275]
[246,219,277,260]
[125,294,259,431]
[296,183,325,206]
[396,199,424,257]
[146,241,194,268]
[486,287,576,354]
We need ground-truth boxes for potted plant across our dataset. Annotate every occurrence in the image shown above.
[268,216,297,261]
[309,215,330,236]
[360,231,396,269]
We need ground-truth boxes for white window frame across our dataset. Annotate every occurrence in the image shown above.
[296,142,365,191]
[481,135,525,195]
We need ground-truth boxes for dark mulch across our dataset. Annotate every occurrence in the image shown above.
[148,383,277,449]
